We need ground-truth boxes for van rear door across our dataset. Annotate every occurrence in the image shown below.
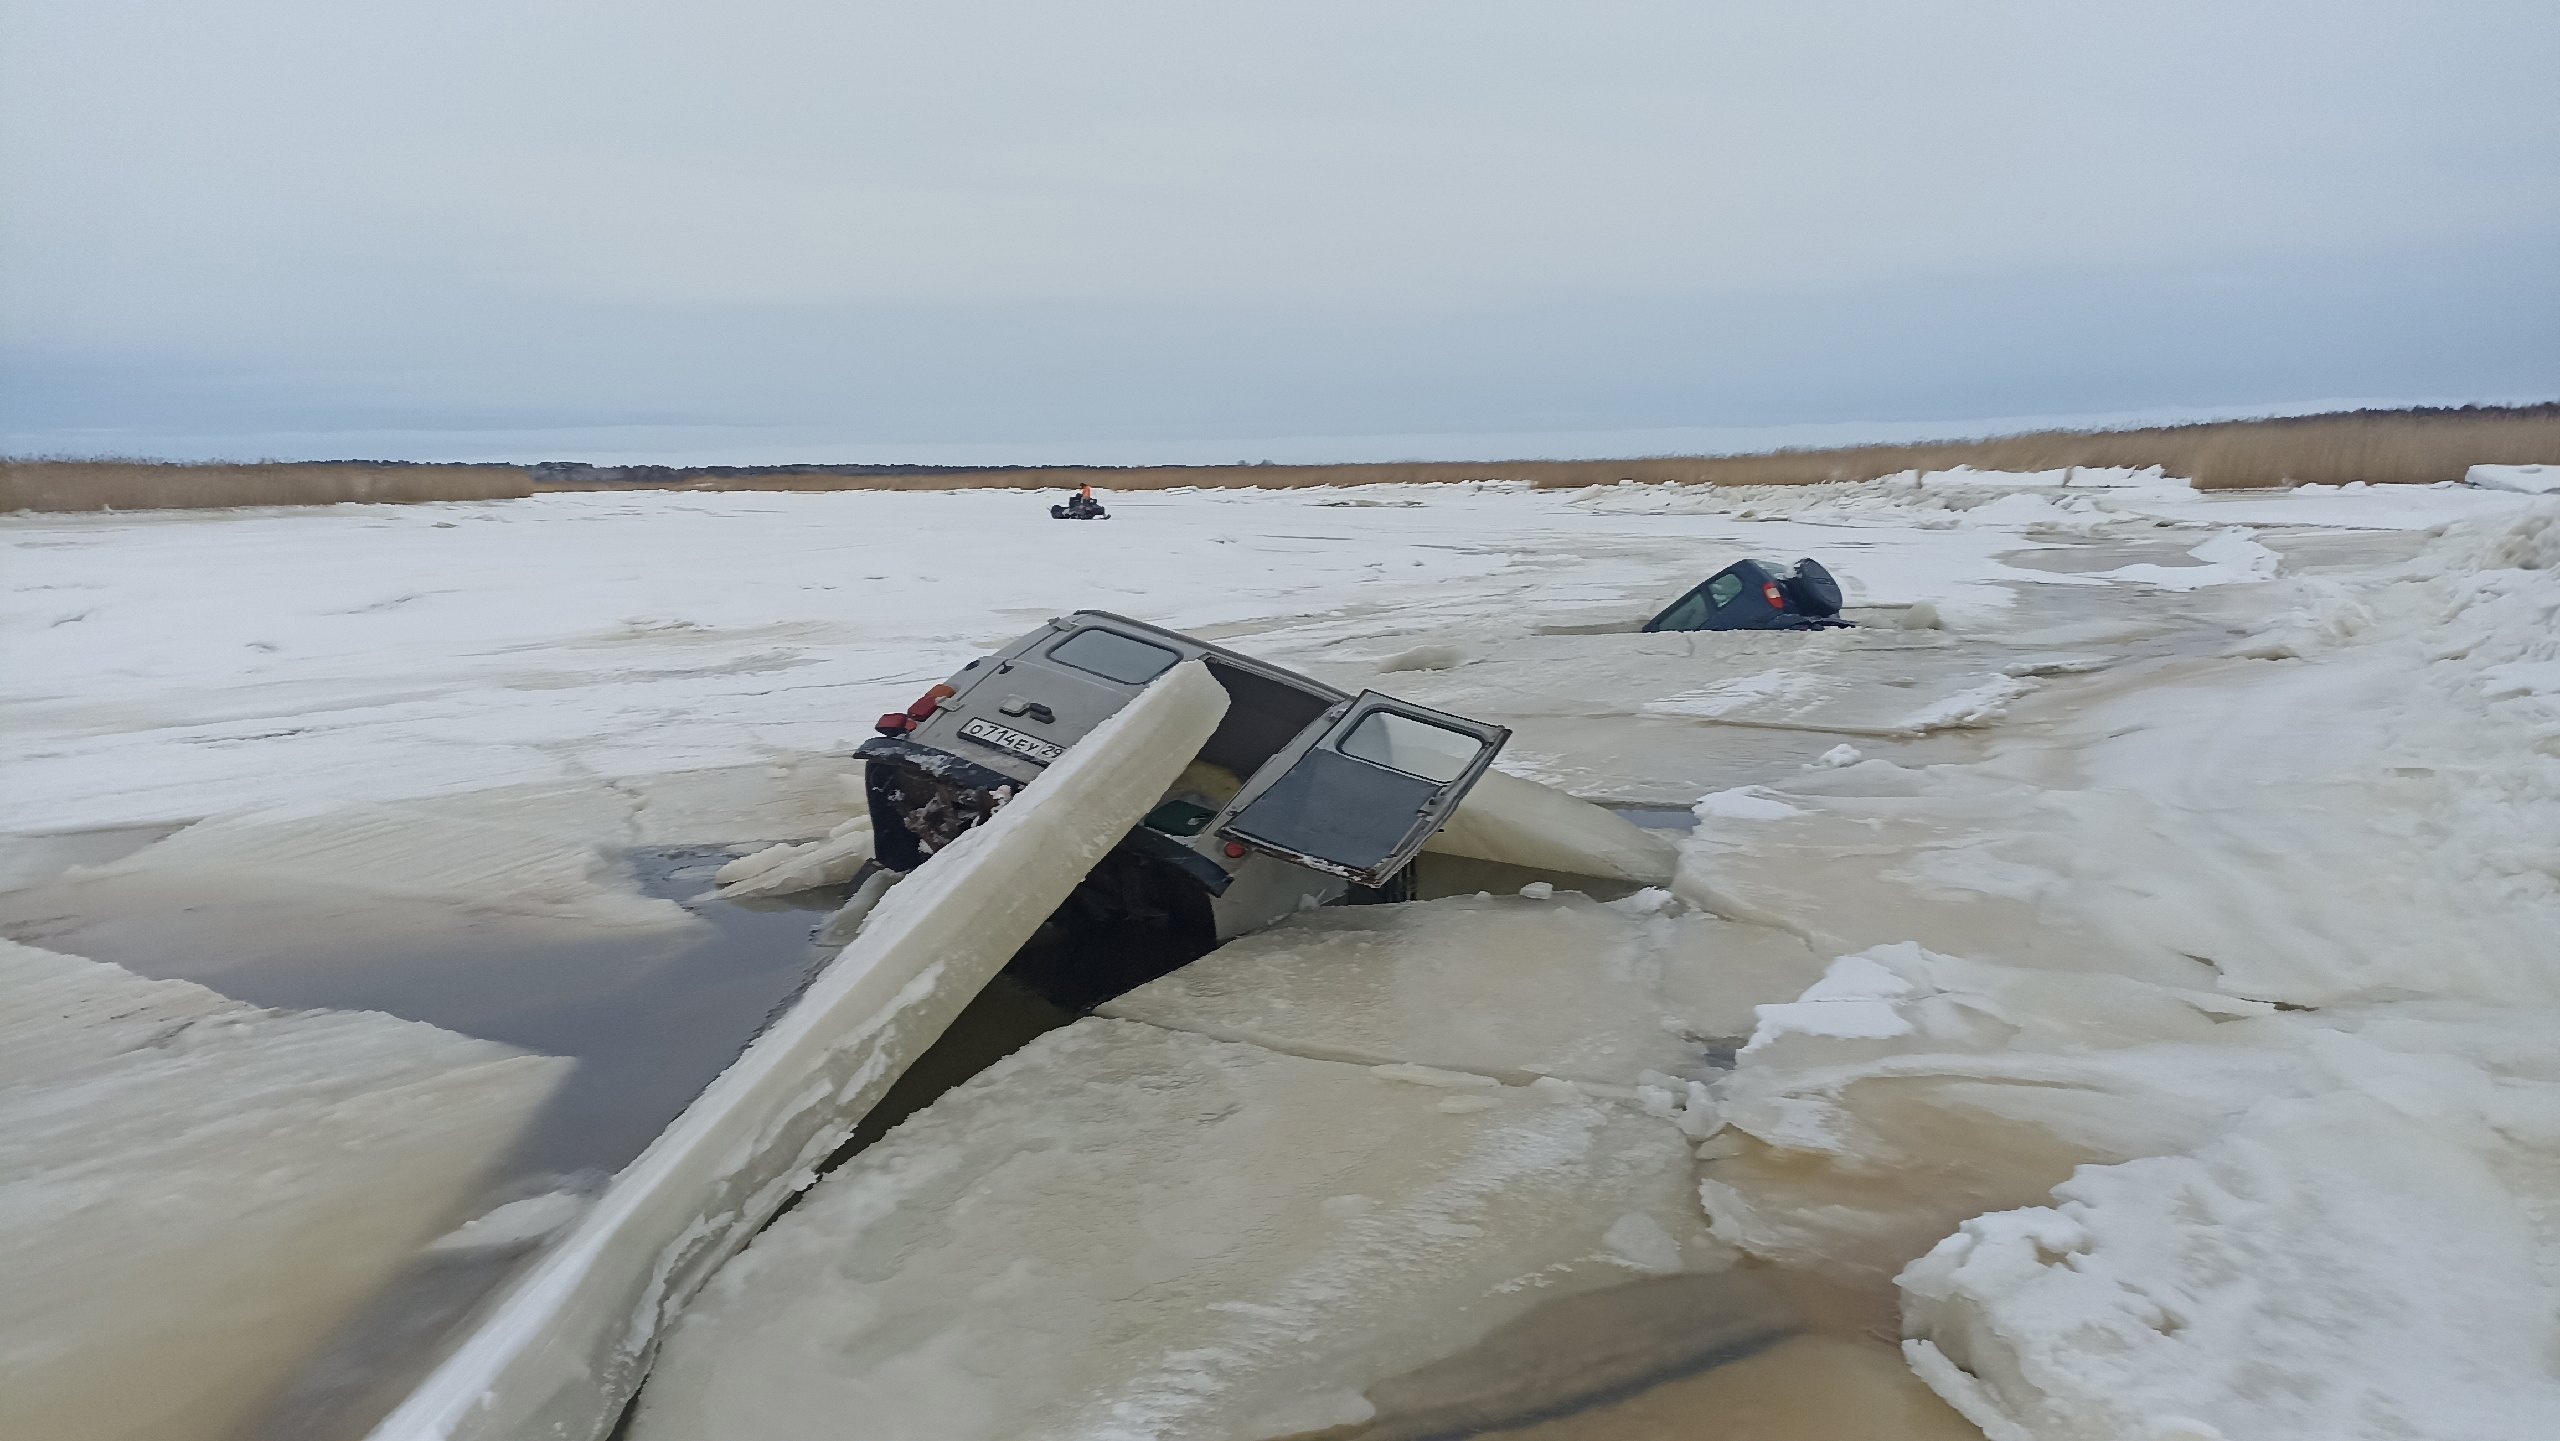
[1213,693,1509,887]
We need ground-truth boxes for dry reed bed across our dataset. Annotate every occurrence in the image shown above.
[611,405,2554,494]
[1,462,530,513]
[8,406,2553,512]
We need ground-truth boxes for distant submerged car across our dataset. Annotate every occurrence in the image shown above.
[1643,558,1851,632]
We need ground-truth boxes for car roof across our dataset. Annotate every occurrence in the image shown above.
[1062,610,1353,703]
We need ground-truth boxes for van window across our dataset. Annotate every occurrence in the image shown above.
[1707,573,1747,608]
[1339,709,1480,783]
[1048,628,1180,684]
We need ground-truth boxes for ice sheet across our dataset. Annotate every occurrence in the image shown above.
[49,796,696,932]
[2470,462,2560,494]
[1424,768,1678,884]
[1901,1089,2560,1441]
[627,1018,1722,1441]
[364,661,1229,1441]
[1680,504,2560,1434]
[13,475,2460,835]
[1102,891,1821,1087]
[0,939,568,1441]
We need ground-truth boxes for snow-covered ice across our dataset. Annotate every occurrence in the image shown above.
[9,474,2560,1440]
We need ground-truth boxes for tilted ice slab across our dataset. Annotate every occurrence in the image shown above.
[628,1018,1723,1441]
[0,939,569,1441]
[50,794,697,934]
[1423,768,1678,884]
[1102,890,1821,1087]
[365,661,1229,1441]
[1901,1088,2560,1441]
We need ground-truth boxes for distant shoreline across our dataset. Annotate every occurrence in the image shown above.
[7,402,2554,512]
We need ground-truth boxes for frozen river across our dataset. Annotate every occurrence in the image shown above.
[5,473,2557,1440]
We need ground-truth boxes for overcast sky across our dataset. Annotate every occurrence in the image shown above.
[3,1,2554,463]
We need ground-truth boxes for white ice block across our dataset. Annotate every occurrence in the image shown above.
[1423,768,1677,884]
[365,661,1230,1441]
[627,1018,1721,1441]
[0,940,568,1441]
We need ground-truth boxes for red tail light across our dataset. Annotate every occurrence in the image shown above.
[906,683,957,720]
[876,712,914,735]
[1763,582,1786,608]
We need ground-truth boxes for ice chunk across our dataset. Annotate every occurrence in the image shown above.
[1104,892,1818,1086]
[1423,768,1677,885]
[711,814,875,898]
[1900,1092,2560,1441]
[1693,786,1805,821]
[2468,462,2560,494]
[627,1019,1720,1441]
[425,1191,592,1254]
[367,661,1230,1441]
[57,796,693,933]
[1377,642,1470,672]
[0,940,567,1441]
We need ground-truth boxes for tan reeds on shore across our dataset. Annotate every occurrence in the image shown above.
[6,404,2554,512]
[550,404,2560,495]
[0,462,530,513]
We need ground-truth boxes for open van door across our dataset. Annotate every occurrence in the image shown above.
[1214,692,1509,887]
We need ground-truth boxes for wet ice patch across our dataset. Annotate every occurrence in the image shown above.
[2101,530,2281,591]
[1642,669,1832,720]
[1103,891,1820,1087]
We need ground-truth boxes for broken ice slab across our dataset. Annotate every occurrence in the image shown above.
[366,661,1229,1441]
[1423,768,1678,885]
[626,1017,1725,1441]
[1346,630,2031,804]
[0,939,569,1441]
[1101,891,1823,1088]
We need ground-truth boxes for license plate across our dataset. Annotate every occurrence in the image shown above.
[957,716,1064,765]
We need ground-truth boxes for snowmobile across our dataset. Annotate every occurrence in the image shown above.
[1642,557,1851,632]
[1049,493,1109,520]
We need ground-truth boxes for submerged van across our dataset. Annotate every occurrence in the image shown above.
[857,612,1510,1001]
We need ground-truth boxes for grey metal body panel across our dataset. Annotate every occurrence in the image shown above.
[901,612,1351,791]
[1206,850,1349,941]
[1214,690,1510,888]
